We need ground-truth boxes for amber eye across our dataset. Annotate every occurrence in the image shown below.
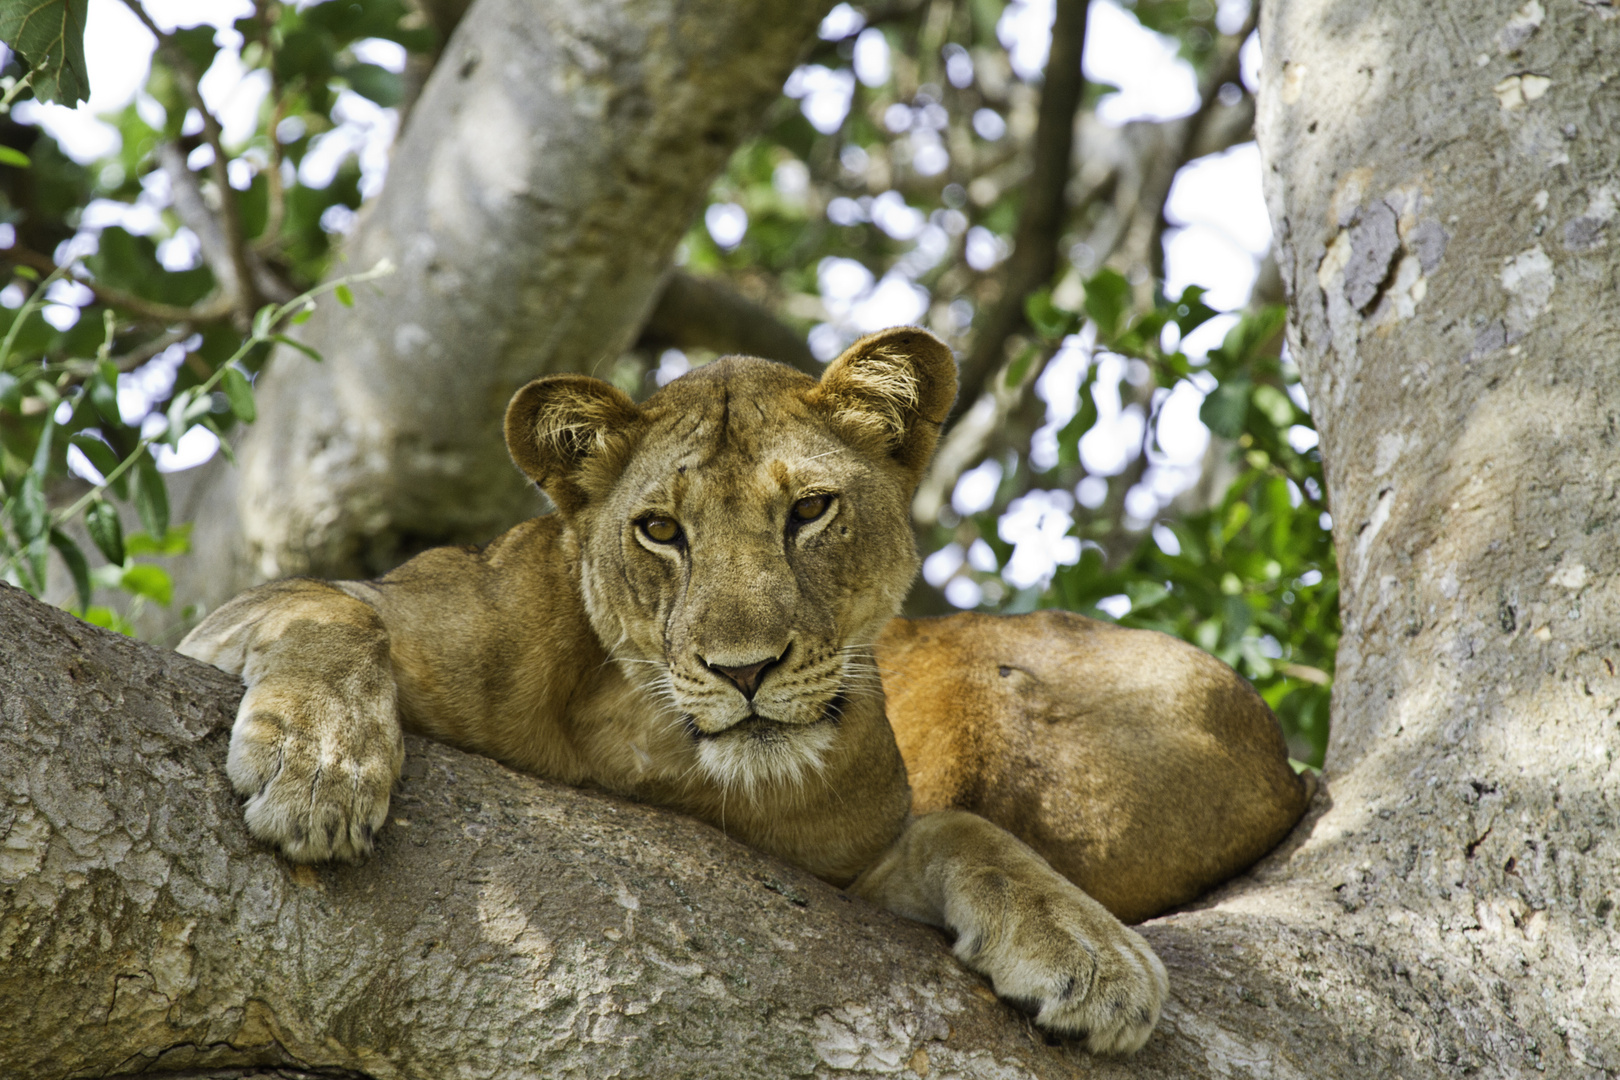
[791,494,831,524]
[639,516,682,544]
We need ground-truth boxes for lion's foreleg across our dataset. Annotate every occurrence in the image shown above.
[179,580,403,862]
[849,809,1167,1053]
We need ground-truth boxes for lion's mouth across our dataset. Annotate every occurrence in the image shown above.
[683,692,847,743]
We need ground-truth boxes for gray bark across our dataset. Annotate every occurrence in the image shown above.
[172,0,835,621]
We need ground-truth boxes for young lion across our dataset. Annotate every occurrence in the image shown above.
[180,327,1168,1053]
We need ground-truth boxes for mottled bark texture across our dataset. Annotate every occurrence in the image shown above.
[173,0,836,620]
[1253,0,1620,1072]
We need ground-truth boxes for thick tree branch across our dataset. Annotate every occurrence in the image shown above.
[948,0,1089,426]
[636,270,817,376]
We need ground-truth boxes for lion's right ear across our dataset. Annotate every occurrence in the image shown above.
[505,375,642,513]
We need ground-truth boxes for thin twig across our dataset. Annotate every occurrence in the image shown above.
[122,0,261,326]
[1135,6,1260,283]
[2,246,234,324]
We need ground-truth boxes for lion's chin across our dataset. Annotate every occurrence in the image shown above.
[689,715,840,795]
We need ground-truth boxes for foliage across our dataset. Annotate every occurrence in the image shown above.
[0,0,421,627]
[665,3,1338,763]
[0,0,1339,759]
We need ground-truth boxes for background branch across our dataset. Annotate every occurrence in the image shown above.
[636,270,818,376]
[947,0,1089,425]
[123,0,262,325]
[2,245,233,324]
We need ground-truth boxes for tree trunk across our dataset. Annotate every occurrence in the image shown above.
[8,1,1619,1076]
[171,0,834,623]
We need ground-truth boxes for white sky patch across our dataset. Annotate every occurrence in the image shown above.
[1029,332,1091,470]
[198,47,271,148]
[1084,0,1199,124]
[1163,143,1271,310]
[953,459,1004,516]
[999,489,1080,589]
[870,191,924,240]
[1001,0,1200,125]
[965,226,1008,270]
[818,3,866,39]
[784,65,856,134]
[1153,379,1211,463]
[853,28,891,87]
[922,542,964,586]
[705,202,748,249]
[352,38,408,73]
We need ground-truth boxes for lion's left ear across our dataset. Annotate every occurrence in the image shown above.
[505,375,642,514]
[806,326,957,483]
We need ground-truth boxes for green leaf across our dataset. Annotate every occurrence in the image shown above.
[11,470,46,544]
[79,604,135,635]
[1199,378,1252,439]
[219,365,256,421]
[340,62,402,107]
[119,563,173,605]
[1252,383,1295,429]
[48,528,91,609]
[125,522,190,557]
[68,433,127,498]
[87,359,121,425]
[0,0,90,104]
[270,333,323,362]
[1172,286,1219,335]
[84,497,124,565]
[251,303,277,339]
[0,145,31,167]
[1083,268,1132,342]
[333,282,354,307]
[133,452,169,539]
[1024,288,1075,341]
[1003,343,1039,389]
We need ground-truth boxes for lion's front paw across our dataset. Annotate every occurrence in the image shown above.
[949,868,1168,1053]
[227,675,403,863]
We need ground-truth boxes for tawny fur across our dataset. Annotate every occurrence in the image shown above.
[178,327,1302,1054]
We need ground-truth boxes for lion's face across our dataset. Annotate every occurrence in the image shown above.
[505,329,956,792]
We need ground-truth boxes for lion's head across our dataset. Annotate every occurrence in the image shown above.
[504,328,955,793]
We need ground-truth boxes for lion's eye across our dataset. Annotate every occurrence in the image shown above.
[639,516,682,544]
[791,494,831,524]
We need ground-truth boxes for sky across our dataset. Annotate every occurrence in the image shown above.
[14,0,1273,606]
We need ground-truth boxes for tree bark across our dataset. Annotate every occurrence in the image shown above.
[171,0,835,622]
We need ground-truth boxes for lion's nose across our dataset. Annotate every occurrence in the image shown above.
[703,652,785,701]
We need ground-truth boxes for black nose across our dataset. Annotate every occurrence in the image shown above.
[704,652,785,701]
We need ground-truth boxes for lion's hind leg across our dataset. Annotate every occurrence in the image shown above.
[180,580,403,863]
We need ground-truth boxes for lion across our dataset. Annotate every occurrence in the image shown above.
[180,326,1308,1053]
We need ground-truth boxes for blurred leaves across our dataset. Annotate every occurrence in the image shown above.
[0,1,420,627]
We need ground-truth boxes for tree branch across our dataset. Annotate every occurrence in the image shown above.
[2,245,234,324]
[1132,7,1258,284]
[636,270,817,376]
[123,0,262,326]
[948,0,1089,426]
